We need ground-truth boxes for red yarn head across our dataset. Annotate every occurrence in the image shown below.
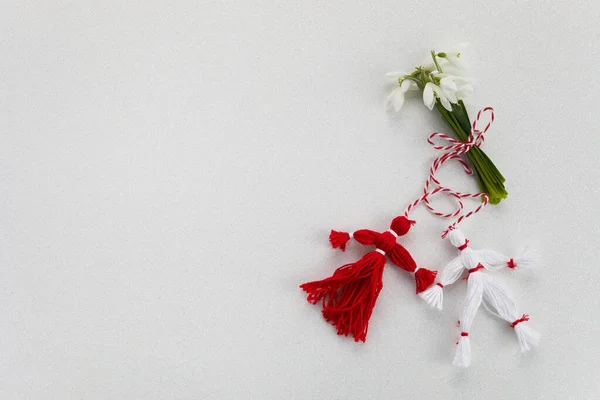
[390,216,415,236]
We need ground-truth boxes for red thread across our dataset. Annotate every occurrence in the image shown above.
[437,283,444,288]
[461,332,469,337]
[507,258,516,269]
[457,239,469,251]
[467,264,484,274]
[510,314,530,328]
[403,108,495,237]
[329,230,351,251]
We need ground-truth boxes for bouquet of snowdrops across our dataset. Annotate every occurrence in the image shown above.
[386,46,507,204]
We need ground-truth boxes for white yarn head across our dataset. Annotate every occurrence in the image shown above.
[448,229,467,248]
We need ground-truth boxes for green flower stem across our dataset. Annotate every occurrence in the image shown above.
[434,101,508,204]
[431,50,443,72]
[394,52,507,204]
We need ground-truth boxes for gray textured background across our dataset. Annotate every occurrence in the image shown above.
[1,1,599,399]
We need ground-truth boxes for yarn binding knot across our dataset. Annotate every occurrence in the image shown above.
[510,314,530,328]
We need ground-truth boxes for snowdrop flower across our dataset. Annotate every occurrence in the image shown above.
[440,76,458,92]
[440,51,468,70]
[434,72,474,101]
[385,71,407,79]
[456,83,474,99]
[385,44,474,113]
[438,94,453,111]
[381,44,509,204]
[423,82,455,111]
[385,79,413,112]
[437,42,470,69]
[421,56,442,72]
[422,82,436,110]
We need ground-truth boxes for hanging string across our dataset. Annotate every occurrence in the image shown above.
[403,107,496,237]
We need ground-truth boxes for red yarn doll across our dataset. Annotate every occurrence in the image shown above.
[300,216,436,342]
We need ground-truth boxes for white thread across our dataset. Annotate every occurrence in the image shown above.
[387,229,398,238]
[375,248,385,255]
[350,231,355,240]
[420,228,540,367]
[413,267,420,274]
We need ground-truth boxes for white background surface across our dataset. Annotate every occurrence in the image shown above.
[1,1,600,399]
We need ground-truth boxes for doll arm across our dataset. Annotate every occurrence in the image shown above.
[477,246,538,271]
[419,255,464,310]
[329,229,379,251]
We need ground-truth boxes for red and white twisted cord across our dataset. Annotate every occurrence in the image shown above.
[404,107,495,237]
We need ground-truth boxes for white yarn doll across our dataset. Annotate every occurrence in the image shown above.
[419,228,540,367]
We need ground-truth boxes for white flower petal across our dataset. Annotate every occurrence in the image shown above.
[385,71,406,78]
[392,91,405,111]
[444,43,469,59]
[438,58,450,67]
[423,83,435,110]
[457,82,474,91]
[442,87,458,103]
[446,56,468,70]
[440,77,458,92]
[385,87,405,112]
[442,66,467,77]
[400,79,413,92]
[440,96,452,111]
[422,56,448,71]
[430,83,443,98]
[385,87,400,110]
[421,57,436,72]
[451,75,474,83]
[456,84,474,99]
